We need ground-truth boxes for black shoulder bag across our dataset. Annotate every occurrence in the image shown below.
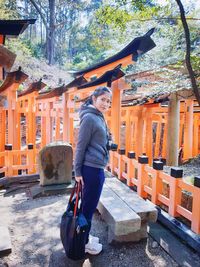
[60,182,88,260]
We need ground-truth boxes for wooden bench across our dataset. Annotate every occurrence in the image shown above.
[97,177,158,243]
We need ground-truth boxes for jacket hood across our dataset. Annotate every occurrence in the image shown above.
[79,104,104,121]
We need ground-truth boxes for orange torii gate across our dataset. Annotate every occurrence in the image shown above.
[35,76,88,147]
[0,68,28,175]
[1,25,200,235]
[0,19,36,80]
[0,19,36,176]
[18,79,46,147]
[69,28,156,146]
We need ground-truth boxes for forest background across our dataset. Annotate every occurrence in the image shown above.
[0,0,200,90]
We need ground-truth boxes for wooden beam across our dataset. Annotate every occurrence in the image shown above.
[0,35,4,44]
[0,44,16,71]
[193,114,199,157]
[135,107,144,158]
[83,55,133,80]
[110,80,121,146]
[166,93,180,166]
[145,108,153,164]
[62,92,70,142]
[183,100,193,160]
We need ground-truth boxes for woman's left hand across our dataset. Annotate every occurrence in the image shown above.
[75,176,84,186]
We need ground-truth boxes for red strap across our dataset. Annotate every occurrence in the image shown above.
[68,182,77,203]
[73,182,81,217]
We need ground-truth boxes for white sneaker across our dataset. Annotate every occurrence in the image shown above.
[89,234,99,244]
[85,242,102,255]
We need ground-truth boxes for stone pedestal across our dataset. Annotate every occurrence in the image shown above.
[38,141,72,186]
[108,222,148,244]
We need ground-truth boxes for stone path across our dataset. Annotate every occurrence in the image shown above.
[0,188,180,267]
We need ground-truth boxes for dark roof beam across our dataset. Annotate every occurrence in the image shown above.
[70,28,156,77]
[78,65,125,89]
[18,79,47,97]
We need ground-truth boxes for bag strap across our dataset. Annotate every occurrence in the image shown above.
[68,181,83,217]
[68,182,77,203]
[73,182,81,218]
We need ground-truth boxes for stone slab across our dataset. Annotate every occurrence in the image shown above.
[29,182,74,199]
[148,221,200,267]
[39,141,73,186]
[0,226,12,256]
[108,222,148,244]
[104,170,115,179]
[105,178,157,222]
[0,174,39,189]
[97,184,141,236]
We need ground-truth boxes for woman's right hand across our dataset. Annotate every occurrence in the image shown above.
[75,176,84,186]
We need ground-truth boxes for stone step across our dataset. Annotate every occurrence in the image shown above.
[97,184,141,236]
[0,226,12,256]
[105,178,157,222]
[29,183,74,199]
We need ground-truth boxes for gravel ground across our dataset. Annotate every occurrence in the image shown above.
[0,189,179,267]
[163,155,200,179]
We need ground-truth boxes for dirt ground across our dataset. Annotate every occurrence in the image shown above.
[0,187,180,267]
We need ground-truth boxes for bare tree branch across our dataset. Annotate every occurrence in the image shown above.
[29,0,48,29]
[175,0,200,106]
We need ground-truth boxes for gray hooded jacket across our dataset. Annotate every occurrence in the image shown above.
[74,105,109,177]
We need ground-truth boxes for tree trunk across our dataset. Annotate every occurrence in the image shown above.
[47,0,56,65]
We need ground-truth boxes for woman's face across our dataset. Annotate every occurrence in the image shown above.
[92,92,112,113]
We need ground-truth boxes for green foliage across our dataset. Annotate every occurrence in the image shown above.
[95,0,162,31]
[5,38,33,57]
[0,0,20,19]
[1,0,199,79]
[21,39,46,59]
[17,84,24,92]
[184,175,194,185]
[95,6,133,30]
[191,55,200,83]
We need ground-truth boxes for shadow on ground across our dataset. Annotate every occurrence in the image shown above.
[0,190,178,267]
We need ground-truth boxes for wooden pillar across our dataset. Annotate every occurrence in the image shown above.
[193,114,199,157]
[27,95,36,145]
[16,102,21,150]
[162,118,168,159]
[0,35,4,44]
[155,121,161,158]
[0,108,6,166]
[125,109,131,155]
[183,99,193,160]
[166,93,180,166]
[145,109,153,164]
[7,84,18,147]
[135,107,143,158]
[110,80,121,146]
[69,94,75,146]
[62,92,70,142]
[0,35,4,80]
[55,116,61,140]
[179,116,184,148]
[41,116,46,147]
[46,101,53,144]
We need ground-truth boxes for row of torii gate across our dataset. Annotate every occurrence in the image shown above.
[0,20,200,235]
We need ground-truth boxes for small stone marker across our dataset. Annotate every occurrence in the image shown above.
[38,141,72,186]
[0,226,12,256]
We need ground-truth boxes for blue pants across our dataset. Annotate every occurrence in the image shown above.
[81,165,105,241]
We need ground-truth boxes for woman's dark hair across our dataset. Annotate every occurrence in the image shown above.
[83,86,112,106]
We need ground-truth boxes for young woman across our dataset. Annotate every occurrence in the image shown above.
[74,86,112,255]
